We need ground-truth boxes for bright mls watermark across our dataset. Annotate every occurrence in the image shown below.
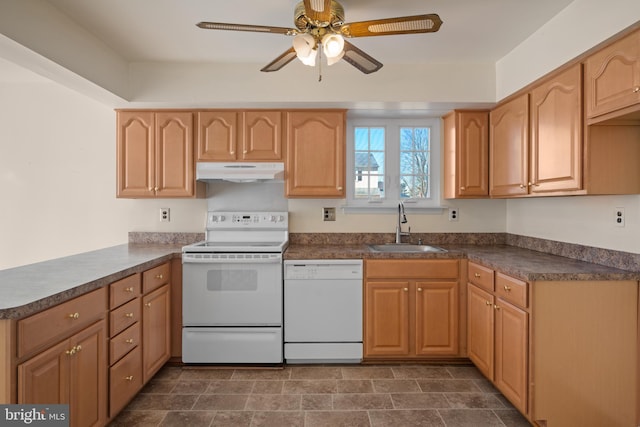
[0,405,68,426]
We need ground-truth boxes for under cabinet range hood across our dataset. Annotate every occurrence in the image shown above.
[196,162,285,183]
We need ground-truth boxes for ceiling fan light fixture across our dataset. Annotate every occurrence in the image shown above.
[292,33,318,66]
[321,33,345,62]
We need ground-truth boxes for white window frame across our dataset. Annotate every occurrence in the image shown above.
[344,117,442,213]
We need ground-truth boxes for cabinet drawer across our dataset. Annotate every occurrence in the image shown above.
[110,322,140,365]
[109,346,142,418]
[110,298,140,338]
[496,273,528,308]
[366,260,459,279]
[468,262,494,291]
[17,287,107,359]
[142,263,170,294]
[110,274,141,309]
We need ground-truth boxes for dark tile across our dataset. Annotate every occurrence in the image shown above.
[250,411,304,427]
[245,394,301,410]
[193,394,248,410]
[372,379,421,393]
[304,410,371,427]
[141,380,178,394]
[211,411,253,427]
[252,380,284,394]
[232,369,291,380]
[206,380,255,394]
[160,410,215,427]
[438,409,504,426]
[108,410,167,426]
[128,394,198,411]
[171,380,210,394]
[444,393,506,409]
[333,393,393,410]
[301,394,333,410]
[392,366,452,379]
[180,368,234,380]
[153,366,183,381]
[417,379,482,393]
[337,379,374,393]
[446,365,485,380]
[369,409,445,427]
[494,409,532,426]
[391,393,450,409]
[342,366,395,379]
[283,379,337,394]
[472,378,500,393]
[290,366,343,379]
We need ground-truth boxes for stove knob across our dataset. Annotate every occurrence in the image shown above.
[219,215,226,222]
[278,215,285,222]
[268,215,276,222]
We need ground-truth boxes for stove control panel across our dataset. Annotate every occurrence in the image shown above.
[207,211,288,228]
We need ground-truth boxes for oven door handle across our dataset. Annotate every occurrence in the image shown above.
[182,254,282,264]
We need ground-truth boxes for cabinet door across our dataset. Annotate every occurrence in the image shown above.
[489,94,529,197]
[530,64,582,193]
[585,29,640,118]
[155,112,195,197]
[197,111,239,161]
[415,281,459,356]
[364,281,410,357]
[467,283,494,379]
[142,285,171,383]
[116,111,155,198]
[285,110,346,197]
[242,111,283,160]
[494,298,528,414]
[18,339,70,405]
[444,111,489,199]
[69,320,107,427]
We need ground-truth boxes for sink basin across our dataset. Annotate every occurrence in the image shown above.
[368,244,447,253]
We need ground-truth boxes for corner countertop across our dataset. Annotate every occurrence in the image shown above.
[0,244,182,320]
[1,241,637,320]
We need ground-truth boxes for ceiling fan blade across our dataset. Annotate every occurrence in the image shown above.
[341,14,443,37]
[341,41,383,74]
[260,48,298,72]
[197,22,295,35]
[303,0,333,25]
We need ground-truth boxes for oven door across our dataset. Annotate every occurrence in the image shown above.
[182,253,282,326]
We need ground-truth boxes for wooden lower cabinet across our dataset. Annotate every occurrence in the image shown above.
[467,261,639,426]
[364,260,460,359]
[18,319,107,427]
[142,284,171,383]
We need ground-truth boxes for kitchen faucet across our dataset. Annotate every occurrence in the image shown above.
[395,201,411,244]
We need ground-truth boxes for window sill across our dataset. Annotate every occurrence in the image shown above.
[341,205,445,215]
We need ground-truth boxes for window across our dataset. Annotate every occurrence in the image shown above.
[345,117,441,211]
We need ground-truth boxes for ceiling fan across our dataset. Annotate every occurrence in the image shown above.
[197,0,442,75]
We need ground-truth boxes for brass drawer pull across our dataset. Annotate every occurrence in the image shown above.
[494,305,501,310]
[145,302,152,307]
[417,288,423,292]
[155,274,164,280]
[504,285,511,292]
[125,375,134,381]
[125,313,134,318]
[65,346,76,356]
[125,338,134,344]
[403,288,408,292]
[75,345,82,352]
[68,312,80,319]
[124,287,134,293]
[485,301,492,306]
[474,273,481,278]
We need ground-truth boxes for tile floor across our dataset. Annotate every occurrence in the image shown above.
[109,363,532,427]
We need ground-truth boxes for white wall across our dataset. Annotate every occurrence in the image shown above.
[496,0,640,254]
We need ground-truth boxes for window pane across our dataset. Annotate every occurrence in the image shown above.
[354,126,385,200]
[399,127,430,199]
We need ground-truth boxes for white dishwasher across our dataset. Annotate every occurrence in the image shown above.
[284,259,363,363]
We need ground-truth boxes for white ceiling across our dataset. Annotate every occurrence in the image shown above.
[41,0,572,67]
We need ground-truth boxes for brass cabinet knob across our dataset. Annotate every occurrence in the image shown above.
[65,347,76,356]
[125,313,134,318]
[519,184,526,189]
[504,285,511,292]
[125,338,134,344]
[634,86,640,93]
[125,375,134,381]
[460,186,466,191]
[156,274,163,280]
[474,273,481,278]
[68,312,80,319]
[485,301,492,306]
[417,288,423,292]
[494,305,501,310]
[403,288,408,292]
[145,302,152,307]
[75,345,82,352]
[125,287,134,293]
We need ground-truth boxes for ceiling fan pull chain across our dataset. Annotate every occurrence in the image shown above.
[318,44,323,82]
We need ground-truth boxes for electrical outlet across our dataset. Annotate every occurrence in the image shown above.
[160,208,170,222]
[323,207,336,221]
[614,207,625,227]
[448,208,459,222]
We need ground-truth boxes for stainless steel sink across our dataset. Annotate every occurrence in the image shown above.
[368,244,447,253]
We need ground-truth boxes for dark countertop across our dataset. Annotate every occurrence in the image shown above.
[1,242,637,320]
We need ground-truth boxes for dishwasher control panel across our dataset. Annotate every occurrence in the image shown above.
[284,260,363,280]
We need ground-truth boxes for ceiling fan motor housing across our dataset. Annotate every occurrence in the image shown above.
[294,1,345,31]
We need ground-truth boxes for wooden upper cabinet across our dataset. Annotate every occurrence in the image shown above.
[196,110,283,161]
[285,110,346,198]
[443,110,489,198]
[117,111,195,198]
[490,94,529,197]
[585,28,640,120]
[529,63,582,194]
